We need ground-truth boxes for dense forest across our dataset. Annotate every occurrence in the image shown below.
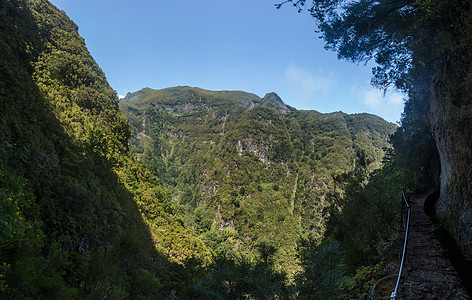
[1,0,471,298]
[280,0,472,259]
[1,0,209,298]
[120,86,397,274]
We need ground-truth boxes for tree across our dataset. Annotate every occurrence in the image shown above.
[276,0,469,93]
[295,237,345,299]
[278,0,472,256]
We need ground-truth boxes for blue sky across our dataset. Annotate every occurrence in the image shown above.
[48,0,404,123]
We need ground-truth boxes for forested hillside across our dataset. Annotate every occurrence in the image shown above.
[280,0,472,261]
[0,0,209,298]
[120,86,397,271]
[3,0,452,298]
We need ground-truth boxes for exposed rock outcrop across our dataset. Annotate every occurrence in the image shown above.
[427,84,472,256]
[260,92,292,114]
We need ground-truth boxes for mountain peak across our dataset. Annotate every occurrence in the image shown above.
[262,92,283,103]
[261,92,292,114]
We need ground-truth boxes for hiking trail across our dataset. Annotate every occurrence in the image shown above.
[398,192,470,299]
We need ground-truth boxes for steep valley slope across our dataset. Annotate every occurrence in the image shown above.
[120,86,398,270]
[0,0,399,296]
[0,0,209,298]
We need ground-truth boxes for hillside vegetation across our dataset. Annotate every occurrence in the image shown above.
[0,0,209,298]
[1,0,425,297]
[280,0,472,261]
[120,86,397,271]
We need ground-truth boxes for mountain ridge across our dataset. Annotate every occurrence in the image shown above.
[122,86,395,123]
[120,85,398,271]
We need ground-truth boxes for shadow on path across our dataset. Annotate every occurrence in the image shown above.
[399,192,470,299]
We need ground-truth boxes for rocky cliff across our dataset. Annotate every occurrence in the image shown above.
[427,82,472,256]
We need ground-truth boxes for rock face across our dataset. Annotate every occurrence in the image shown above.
[260,92,292,114]
[427,84,472,256]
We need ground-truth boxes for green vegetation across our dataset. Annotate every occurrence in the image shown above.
[2,0,451,297]
[121,85,435,298]
[189,245,294,299]
[1,0,209,298]
[120,86,397,277]
[280,0,472,256]
[275,0,453,297]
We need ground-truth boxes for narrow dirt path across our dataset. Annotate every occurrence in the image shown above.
[399,193,470,299]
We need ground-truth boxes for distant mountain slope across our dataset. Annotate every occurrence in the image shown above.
[120,86,398,270]
[0,1,208,298]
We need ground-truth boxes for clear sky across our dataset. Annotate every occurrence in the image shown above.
[48,0,404,123]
